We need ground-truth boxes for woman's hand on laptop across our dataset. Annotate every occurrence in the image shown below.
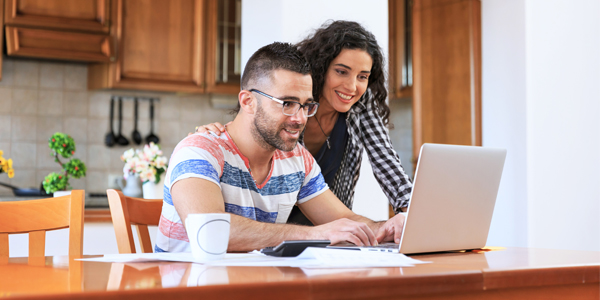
[375,213,406,244]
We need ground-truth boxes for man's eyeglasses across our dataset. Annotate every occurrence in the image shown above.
[250,89,319,117]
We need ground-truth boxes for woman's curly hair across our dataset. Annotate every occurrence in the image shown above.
[296,20,390,125]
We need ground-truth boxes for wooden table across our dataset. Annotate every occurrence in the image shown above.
[0,247,598,300]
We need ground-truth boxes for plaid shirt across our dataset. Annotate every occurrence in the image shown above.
[302,92,413,214]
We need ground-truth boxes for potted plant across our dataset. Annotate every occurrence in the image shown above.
[42,133,87,196]
[0,150,15,179]
[121,142,168,199]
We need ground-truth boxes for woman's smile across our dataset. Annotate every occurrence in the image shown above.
[320,48,373,113]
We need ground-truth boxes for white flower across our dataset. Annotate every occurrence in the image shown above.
[121,143,168,182]
[123,164,131,175]
[155,156,168,169]
[121,148,136,162]
[140,167,156,183]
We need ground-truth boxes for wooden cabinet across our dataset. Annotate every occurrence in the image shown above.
[411,0,482,162]
[388,0,413,99]
[89,0,206,93]
[3,0,113,62]
[89,0,240,94]
[204,0,241,94]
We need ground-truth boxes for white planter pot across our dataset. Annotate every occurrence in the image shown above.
[142,176,165,199]
[53,190,72,197]
[119,174,143,198]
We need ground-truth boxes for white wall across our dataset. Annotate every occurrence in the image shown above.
[482,0,529,247]
[483,0,600,251]
[242,0,391,221]
[525,0,600,251]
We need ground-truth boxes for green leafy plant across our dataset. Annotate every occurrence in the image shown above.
[43,133,87,194]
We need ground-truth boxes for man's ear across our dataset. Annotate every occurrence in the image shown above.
[238,90,256,114]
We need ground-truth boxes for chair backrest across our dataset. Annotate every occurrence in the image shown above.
[0,190,85,258]
[106,189,162,253]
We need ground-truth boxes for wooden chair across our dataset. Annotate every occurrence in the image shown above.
[106,189,163,253]
[0,190,85,258]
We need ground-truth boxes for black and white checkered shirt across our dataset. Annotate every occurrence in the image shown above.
[303,93,413,214]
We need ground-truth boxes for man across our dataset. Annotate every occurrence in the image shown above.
[156,42,406,253]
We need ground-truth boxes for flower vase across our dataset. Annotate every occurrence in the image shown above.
[119,174,143,198]
[142,175,165,199]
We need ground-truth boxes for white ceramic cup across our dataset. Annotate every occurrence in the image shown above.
[185,213,230,262]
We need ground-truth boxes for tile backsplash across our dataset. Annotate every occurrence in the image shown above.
[0,56,413,197]
[0,57,234,196]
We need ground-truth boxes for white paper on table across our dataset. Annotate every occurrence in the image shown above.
[78,248,430,268]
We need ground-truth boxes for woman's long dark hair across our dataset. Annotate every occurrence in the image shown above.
[296,20,390,125]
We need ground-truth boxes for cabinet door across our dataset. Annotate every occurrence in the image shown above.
[412,0,482,162]
[89,0,206,93]
[204,0,241,94]
[5,26,112,62]
[4,0,110,33]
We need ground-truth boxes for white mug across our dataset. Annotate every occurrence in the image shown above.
[185,213,230,262]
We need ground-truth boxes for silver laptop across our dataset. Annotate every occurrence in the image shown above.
[332,143,507,254]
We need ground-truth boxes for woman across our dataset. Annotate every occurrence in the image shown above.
[196,20,412,225]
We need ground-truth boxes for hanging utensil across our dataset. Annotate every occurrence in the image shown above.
[104,97,116,147]
[145,98,160,144]
[116,97,130,146]
[131,97,142,145]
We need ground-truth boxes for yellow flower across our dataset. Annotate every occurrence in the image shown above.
[0,156,5,166]
[7,169,14,178]
[7,159,12,169]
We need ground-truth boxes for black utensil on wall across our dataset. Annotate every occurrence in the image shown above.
[104,97,116,147]
[116,97,130,146]
[146,98,160,144]
[131,98,142,145]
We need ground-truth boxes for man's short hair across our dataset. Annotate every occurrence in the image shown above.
[241,42,311,91]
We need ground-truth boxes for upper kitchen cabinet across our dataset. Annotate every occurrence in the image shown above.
[204,0,241,94]
[88,0,241,94]
[388,0,413,99]
[411,0,482,161]
[4,0,113,62]
[89,0,206,93]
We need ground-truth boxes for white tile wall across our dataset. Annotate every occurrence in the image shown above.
[0,57,236,196]
[13,61,39,88]
[0,87,12,113]
[40,63,64,89]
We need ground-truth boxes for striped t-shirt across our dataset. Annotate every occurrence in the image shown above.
[155,131,328,253]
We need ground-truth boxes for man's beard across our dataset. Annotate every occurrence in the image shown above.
[251,101,303,152]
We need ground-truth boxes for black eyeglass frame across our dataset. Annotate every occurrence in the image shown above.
[249,89,319,117]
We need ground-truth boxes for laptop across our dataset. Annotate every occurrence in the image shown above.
[331,143,507,254]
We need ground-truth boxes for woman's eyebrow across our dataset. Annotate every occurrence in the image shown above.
[334,63,371,74]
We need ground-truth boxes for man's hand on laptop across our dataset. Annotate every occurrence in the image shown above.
[312,218,378,246]
[375,213,406,244]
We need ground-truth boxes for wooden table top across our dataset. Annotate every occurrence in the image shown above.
[0,247,598,300]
